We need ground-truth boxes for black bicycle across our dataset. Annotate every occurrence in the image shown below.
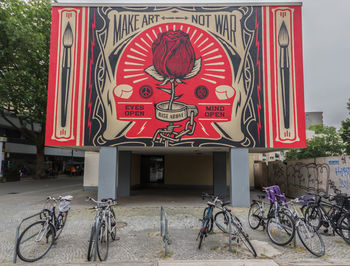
[304,191,350,244]
[16,195,73,262]
[215,200,257,257]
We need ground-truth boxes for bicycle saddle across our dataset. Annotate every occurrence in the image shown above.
[101,198,115,202]
[257,194,266,199]
[222,201,231,206]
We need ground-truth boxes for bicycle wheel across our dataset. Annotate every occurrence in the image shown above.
[16,220,55,262]
[110,209,117,241]
[55,211,68,240]
[248,202,261,229]
[203,207,214,233]
[96,220,109,261]
[87,224,96,261]
[231,220,257,257]
[267,210,295,246]
[197,218,209,249]
[338,213,350,244]
[214,211,230,233]
[304,204,322,230]
[296,219,325,257]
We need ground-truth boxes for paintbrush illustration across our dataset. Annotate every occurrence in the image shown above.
[278,21,290,129]
[61,22,73,127]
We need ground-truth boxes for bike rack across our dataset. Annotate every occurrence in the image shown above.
[13,211,44,263]
[160,206,171,256]
[228,214,232,252]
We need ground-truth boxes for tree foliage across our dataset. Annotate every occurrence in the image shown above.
[287,124,345,160]
[340,98,350,155]
[0,0,51,177]
[340,119,350,155]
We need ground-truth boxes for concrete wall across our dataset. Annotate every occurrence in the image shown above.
[256,155,350,198]
[164,154,213,186]
[83,151,99,188]
[254,162,268,189]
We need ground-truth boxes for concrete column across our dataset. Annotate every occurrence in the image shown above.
[98,147,118,201]
[230,148,250,207]
[213,152,227,197]
[118,151,131,196]
[0,139,4,180]
[83,151,99,190]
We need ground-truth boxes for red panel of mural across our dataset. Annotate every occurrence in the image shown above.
[45,5,306,148]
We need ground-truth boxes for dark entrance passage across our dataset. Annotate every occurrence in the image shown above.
[140,155,165,186]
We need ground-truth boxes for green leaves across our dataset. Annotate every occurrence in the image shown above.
[287,124,345,160]
[340,119,350,155]
[0,0,51,126]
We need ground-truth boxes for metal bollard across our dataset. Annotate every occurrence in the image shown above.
[228,213,232,252]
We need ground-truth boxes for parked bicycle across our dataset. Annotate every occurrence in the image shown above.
[87,197,117,261]
[197,193,220,249]
[284,198,325,257]
[248,185,295,246]
[16,195,73,262]
[197,193,256,257]
[304,190,350,244]
[214,199,257,257]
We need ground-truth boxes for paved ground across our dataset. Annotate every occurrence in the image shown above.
[1,176,350,265]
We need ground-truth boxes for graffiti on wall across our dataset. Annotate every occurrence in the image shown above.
[45,5,306,148]
[286,162,330,197]
[264,156,350,197]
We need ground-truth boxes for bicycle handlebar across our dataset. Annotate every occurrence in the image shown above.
[47,195,73,202]
[86,196,117,206]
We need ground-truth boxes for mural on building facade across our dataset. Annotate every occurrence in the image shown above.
[45,6,306,148]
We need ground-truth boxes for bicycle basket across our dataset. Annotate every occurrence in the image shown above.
[59,200,71,212]
[334,194,350,210]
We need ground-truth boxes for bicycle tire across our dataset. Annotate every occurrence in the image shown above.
[231,220,257,257]
[304,204,322,230]
[110,208,117,241]
[338,213,350,244]
[203,207,214,233]
[87,224,96,261]
[198,232,204,249]
[296,219,325,257]
[214,211,230,233]
[267,210,295,246]
[55,211,68,240]
[16,220,55,262]
[197,218,209,249]
[96,220,109,261]
[248,202,261,229]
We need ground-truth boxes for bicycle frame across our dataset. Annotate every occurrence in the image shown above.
[87,197,116,261]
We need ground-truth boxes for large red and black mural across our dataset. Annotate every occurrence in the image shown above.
[46,6,306,148]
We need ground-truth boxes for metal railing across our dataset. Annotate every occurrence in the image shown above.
[13,211,44,263]
[160,206,171,256]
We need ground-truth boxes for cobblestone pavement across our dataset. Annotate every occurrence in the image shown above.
[2,177,350,265]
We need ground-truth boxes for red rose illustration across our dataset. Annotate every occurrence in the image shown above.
[145,29,202,110]
[152,31,195,79]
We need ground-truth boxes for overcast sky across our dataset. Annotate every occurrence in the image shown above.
[303,0,350,128]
